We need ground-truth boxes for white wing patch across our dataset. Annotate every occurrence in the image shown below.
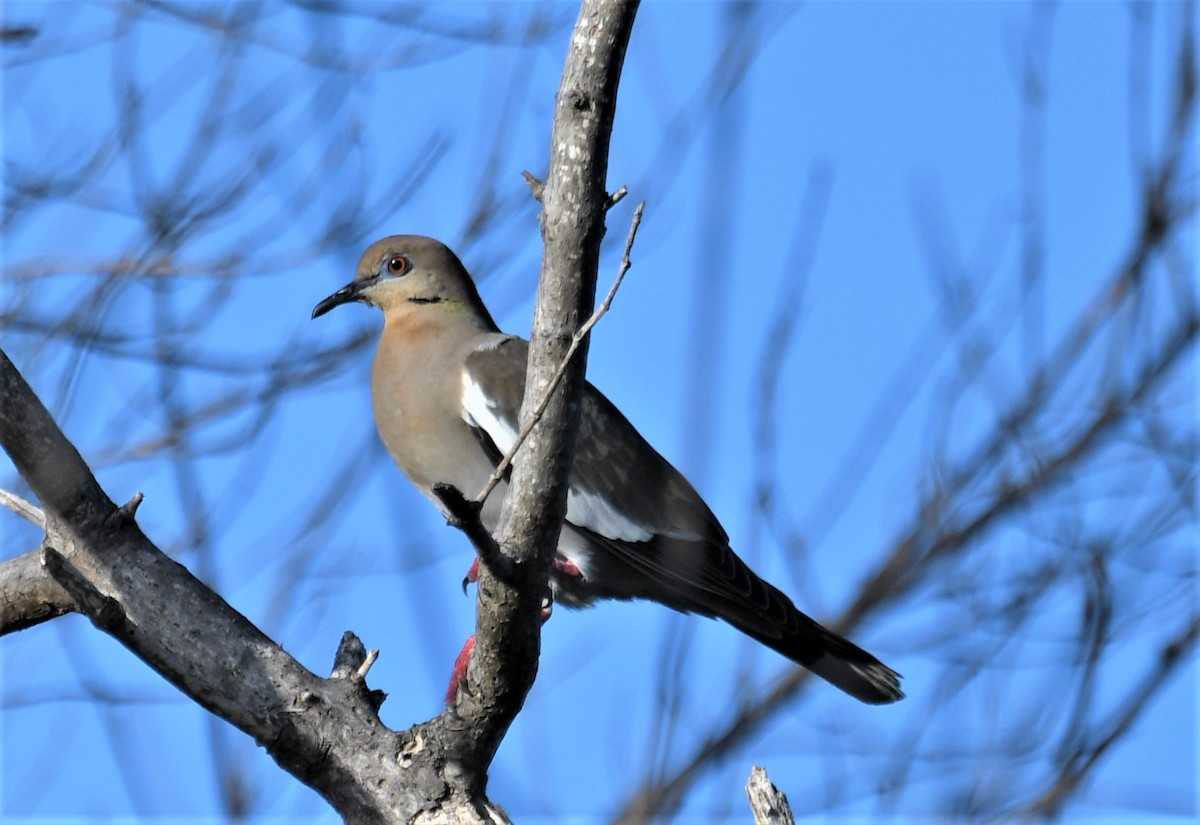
[565,488,653,542]
[461,370,517,453]
[460,369,652,544]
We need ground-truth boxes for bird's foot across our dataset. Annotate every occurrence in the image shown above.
[445,593,555,705]
[449,553,578,702]
[461,554,580,595]
[461,557,481,594]
[445,634,476,705]
[553,556,582,579]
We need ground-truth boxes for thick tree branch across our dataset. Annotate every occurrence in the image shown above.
[0,348,500,823]
[445,0,640,774]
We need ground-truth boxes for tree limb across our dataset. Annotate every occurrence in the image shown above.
[0,547,76,633]
[0,487,44,527]
[0,348,496,823]
[446,0,640,776]
[612,20,1197,812]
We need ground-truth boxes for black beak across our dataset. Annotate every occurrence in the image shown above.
[312,281,366,319]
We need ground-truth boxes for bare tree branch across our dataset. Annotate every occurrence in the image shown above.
[0,488,44,527]
[0,548,76,633]
[4,2,1193,820]
[613,11,1198,818]
[746,767,796,825]
[0,349,485,822]
[449,0,641,773]
[1017,611,1200,819]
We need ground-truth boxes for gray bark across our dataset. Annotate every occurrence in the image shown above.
[745,767,796,825]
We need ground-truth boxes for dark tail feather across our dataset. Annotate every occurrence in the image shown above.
[692,560,904,703]
[733,610,904,704]
[673,581,905,703]
[682,550,905,704]
[582,531,905,703]
[784,622,904,704]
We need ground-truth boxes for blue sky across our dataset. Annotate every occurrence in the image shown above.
[2,1,1196,821]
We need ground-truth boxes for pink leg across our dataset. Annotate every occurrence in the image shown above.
[463,555,578,594]
[461,557,481,594]
[553,556,582,578]
[448,556,582,704]
[446,592,559,705]
[445,634,476,705]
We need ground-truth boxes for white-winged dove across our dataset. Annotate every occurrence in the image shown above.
[313,236,903,705]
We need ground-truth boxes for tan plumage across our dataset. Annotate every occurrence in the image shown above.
[313,235,904,704]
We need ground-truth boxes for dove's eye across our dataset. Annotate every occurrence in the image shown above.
[381,255,409,277]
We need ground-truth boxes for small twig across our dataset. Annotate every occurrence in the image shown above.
[433,483,521,585]
[1016,611,1200,819]
[521,170,545,202]
[112,491,144,523]
[0,488,45,528]
[355,649,380,682]
[606,185,629,210]
[473,201,645,507]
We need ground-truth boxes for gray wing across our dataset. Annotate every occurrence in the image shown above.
[462,337,726,545]
[463,338,791,622]
[462,337,903,704]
